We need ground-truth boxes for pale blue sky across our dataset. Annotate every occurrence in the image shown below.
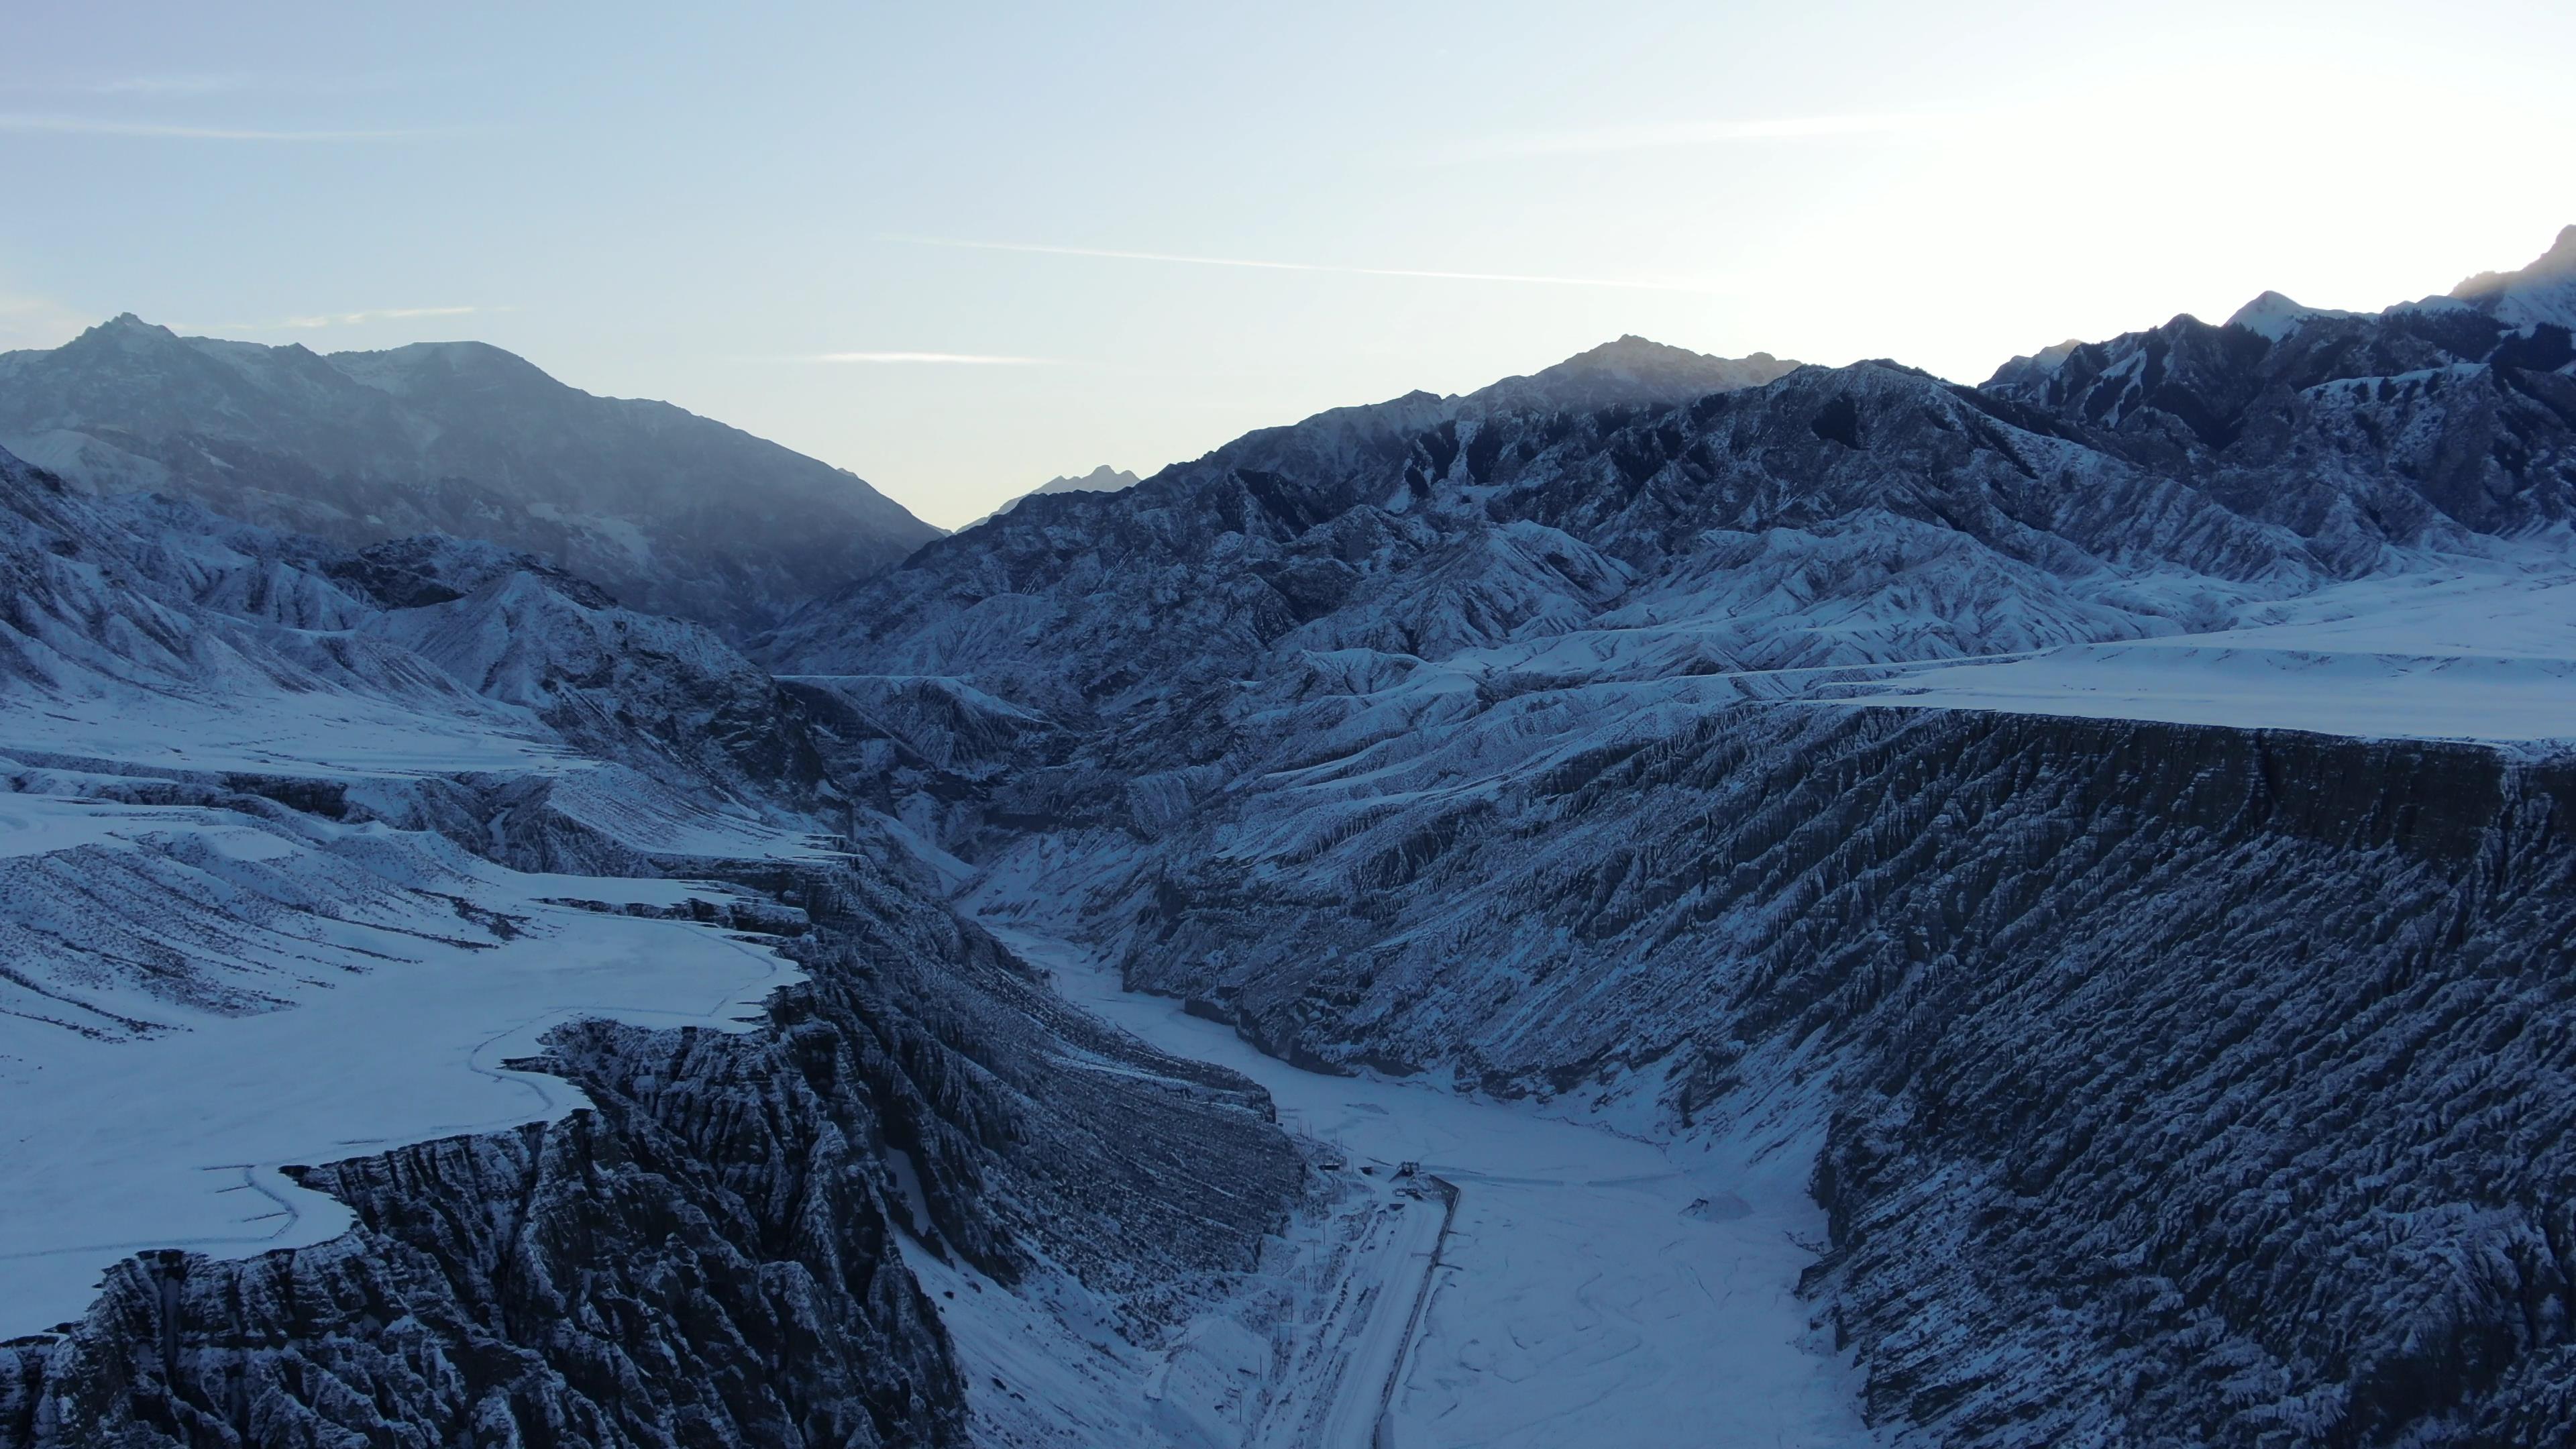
[7,1,2571,525]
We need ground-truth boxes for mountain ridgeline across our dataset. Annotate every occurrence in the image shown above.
[0,317,943,640]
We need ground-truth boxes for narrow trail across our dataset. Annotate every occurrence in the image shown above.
[979,920,1884,1449]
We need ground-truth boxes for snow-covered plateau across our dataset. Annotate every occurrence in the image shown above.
[1839,561,2576,744]
[7,227,2576,1449]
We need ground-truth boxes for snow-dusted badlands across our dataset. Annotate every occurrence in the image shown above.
[4,228,2576,1449]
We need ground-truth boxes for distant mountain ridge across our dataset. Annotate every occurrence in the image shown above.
[2444,221,2576,329]
[979,463,1142,523]
[1026,463,1142,499]
[760,333,1801,677]
[0,317,943,639]
[1468,333,1796,411]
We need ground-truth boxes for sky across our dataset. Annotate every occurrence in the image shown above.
[5,1,2573,527]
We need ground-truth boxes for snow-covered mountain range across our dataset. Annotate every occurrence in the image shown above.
[751,229,2576,1446]
[0,317,943,640]
[4,231,2574,1449]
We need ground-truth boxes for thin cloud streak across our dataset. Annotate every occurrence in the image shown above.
[814,351,1057,365]
[890,235,1727,294]
[1426,111,1949,162]
[0,114,470,142]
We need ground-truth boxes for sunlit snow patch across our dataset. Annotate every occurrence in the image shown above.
[1839,568,2576,747]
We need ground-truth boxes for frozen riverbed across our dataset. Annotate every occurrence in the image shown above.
[987,924,1880,1449]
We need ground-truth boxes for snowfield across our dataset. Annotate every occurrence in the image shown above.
[1841,564,2576,745]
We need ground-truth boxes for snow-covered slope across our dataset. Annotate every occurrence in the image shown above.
[2435,223,2576,332]
[0,318,943,639]
[1841,562,2576,744]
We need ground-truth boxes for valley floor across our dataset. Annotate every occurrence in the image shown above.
[968,921,1881,1449]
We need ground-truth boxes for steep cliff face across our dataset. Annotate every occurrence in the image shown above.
[1801,736,2576,1448]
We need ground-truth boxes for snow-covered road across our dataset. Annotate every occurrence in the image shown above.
[990,925,1880,1449]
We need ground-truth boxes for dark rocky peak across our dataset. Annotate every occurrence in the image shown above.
[1982,301,2516,462]
[1977,313,2267,439]
[1986,231,2576,417]
[1982,337,2087,397]
[68,311,183,351]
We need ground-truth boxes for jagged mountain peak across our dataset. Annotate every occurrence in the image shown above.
[1990,228,2576,396]
[2224,290,2363,341]
[1036,463,1141,494]
[87,311,175,339]
[969,463,1144,525]
[1560,333,1745,370]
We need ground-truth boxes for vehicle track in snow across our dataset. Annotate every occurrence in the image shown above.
[1373,1172,1460,1447]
